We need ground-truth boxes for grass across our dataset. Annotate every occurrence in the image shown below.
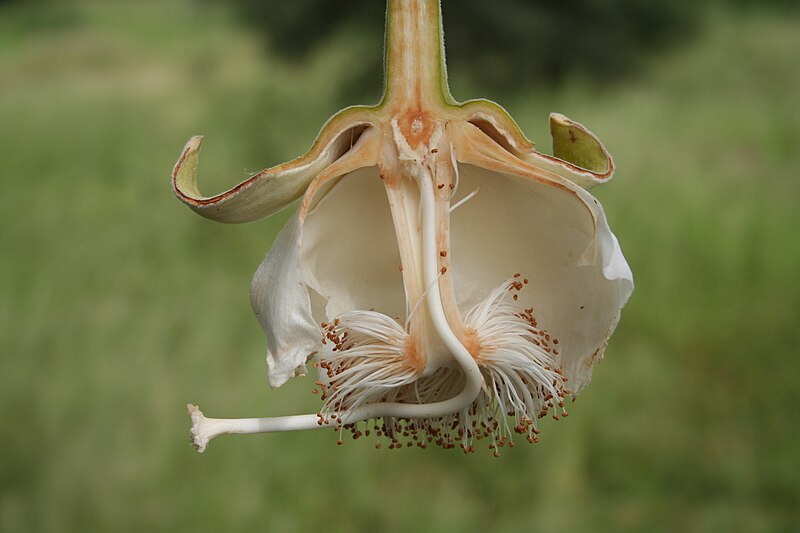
[0,2,798,531]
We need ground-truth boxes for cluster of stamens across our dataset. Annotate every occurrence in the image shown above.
[316,310,416,418]
[473,277,571,428]
[311,276,572,456]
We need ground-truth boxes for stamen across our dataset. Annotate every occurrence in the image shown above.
[449,143,460,198]
[404,268,444,331]
[449,186,480,213]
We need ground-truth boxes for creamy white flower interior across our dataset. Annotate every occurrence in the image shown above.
[173,0,632,453]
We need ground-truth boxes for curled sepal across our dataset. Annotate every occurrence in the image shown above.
[523,113,615,190]
[171,112,373,223]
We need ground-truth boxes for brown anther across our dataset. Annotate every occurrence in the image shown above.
[514,273,521,278]
[440,250,447,257]
[523,278,529,284]
[440,266,447,274]
[437,183,445,189]
[399,264,404,272]
[448,183,455,190]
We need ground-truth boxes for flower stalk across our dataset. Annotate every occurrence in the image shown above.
[381,0,454,110]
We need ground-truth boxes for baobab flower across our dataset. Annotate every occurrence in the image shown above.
[172,0,633,454]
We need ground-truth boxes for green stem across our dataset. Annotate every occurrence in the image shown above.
[381,0,454,109]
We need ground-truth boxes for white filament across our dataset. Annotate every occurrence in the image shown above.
[449,186,480,213]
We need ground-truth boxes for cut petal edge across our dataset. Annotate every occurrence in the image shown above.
[457,98,536,156]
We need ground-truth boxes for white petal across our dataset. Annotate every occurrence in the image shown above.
[301,166,406,322]
[570,185,634,390]
[250,210,321,388]
[449,163,632,393]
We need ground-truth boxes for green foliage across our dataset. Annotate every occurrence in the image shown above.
[1,1,798,531]
[228,0,702,99]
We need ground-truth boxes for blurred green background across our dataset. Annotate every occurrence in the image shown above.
[1,0,798,531]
